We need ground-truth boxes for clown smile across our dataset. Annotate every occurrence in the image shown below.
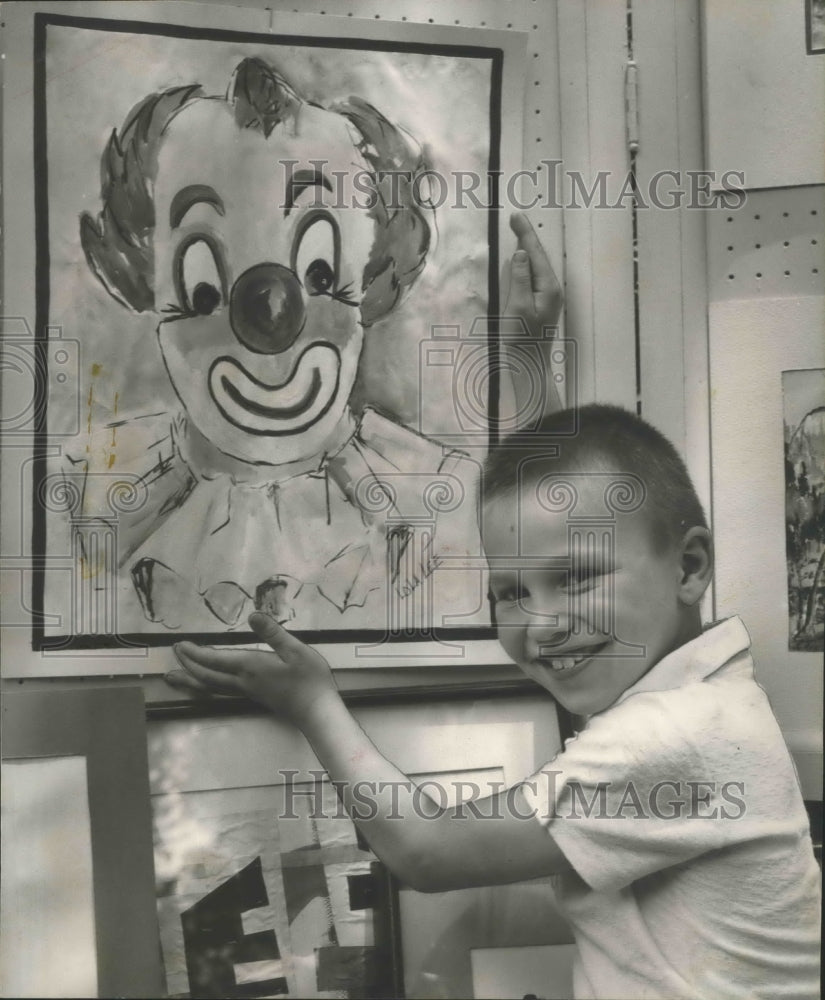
[208,343,341,436]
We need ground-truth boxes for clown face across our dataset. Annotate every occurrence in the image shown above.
[152,98,375,468]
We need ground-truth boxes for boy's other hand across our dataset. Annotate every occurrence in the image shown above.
[503,211,563,335]
[502,212,565,418]
[166,612,338,725]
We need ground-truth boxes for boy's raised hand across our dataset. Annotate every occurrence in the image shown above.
[503,211,563,335]
[501,212,565,419]
[167,612,338,725]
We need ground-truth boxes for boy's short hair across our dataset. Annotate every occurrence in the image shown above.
[483,404,708,551]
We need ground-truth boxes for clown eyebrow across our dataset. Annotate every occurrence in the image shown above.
[170,185,225,229]
[284,169,333,216]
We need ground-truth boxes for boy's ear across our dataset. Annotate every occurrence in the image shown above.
[677,526,714,606]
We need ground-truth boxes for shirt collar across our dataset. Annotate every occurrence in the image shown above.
[611,616,752,709]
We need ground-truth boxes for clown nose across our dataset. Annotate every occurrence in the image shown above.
[229,263,306,354]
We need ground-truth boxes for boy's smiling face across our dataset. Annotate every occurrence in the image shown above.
[483,475,697,716]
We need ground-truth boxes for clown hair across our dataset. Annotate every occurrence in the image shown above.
[333,96,432,326]
[80,85,203,313]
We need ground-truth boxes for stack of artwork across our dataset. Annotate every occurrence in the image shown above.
[153,780,394,998]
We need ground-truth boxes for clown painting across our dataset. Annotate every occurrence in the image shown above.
[39,20,558,642]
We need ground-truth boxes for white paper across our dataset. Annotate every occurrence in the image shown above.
[0,756,97,999]
[471,944,577,1000]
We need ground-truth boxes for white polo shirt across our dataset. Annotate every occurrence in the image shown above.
[522,617,821,1000]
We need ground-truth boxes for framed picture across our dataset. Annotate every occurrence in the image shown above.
[1,686,164,999]
[151,769,401,998]
[395,791,574,999]
[147,681,569,998]
[807,0,825,54]
[783,368,825,651]
[1,2,534,679]
[703,0,825,187]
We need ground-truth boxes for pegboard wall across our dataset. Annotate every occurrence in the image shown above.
[219,0,563,238]
[708,185,825,301]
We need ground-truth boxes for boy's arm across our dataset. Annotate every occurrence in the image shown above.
[168,613,570,892]
[501,212,564,420]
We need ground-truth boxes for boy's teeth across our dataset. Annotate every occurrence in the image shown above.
[550,653,588,671]
[541,642,606,672]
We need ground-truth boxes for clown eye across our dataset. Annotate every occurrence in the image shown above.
[293,215,338,297]
[177,238,225,315]
[305,258,334,295]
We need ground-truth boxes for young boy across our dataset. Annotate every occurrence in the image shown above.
[169,405,821,999]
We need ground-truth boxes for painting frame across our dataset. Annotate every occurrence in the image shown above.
[1,686,164,998]
[806,0,825,54]
[0,3,531,680]
[147,679,571,999]
[385,694,575,1000]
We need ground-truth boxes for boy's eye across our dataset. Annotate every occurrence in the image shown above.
[492,581,527,604]
[565,568,601,593]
